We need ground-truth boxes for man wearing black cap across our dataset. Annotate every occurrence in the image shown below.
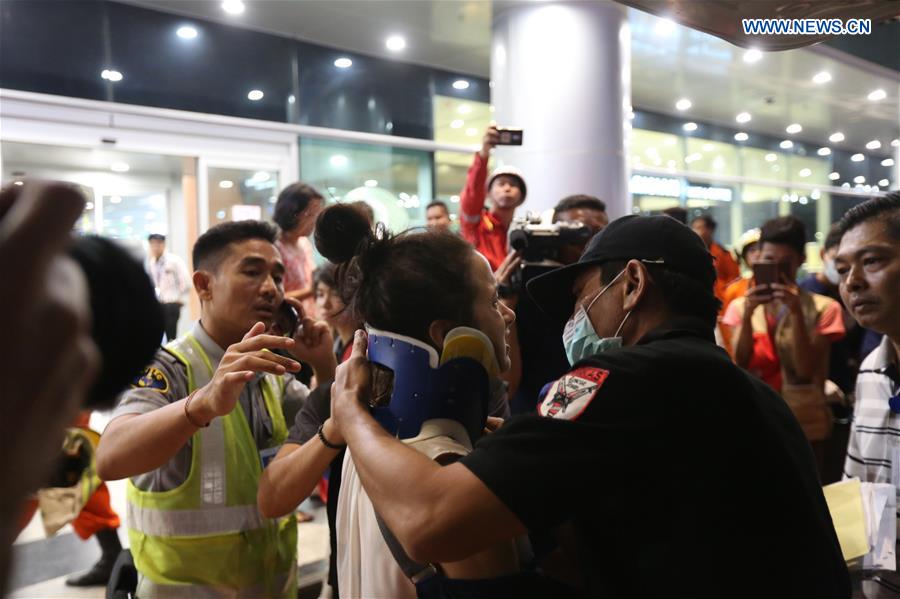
[330,215,850,597]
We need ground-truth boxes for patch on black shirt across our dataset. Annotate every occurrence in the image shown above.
[538,366,609,420]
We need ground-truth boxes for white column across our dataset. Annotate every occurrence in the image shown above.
[491,1,631,218]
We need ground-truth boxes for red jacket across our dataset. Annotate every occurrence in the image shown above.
[459,153,509,271]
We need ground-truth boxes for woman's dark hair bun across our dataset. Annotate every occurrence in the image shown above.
[314,203,375,264]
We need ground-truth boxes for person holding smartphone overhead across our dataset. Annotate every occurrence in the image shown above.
[459,125,528,271]
[721,216,845,473]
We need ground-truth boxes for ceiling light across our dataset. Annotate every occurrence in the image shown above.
[812,71,832,84]
[828,172,840,180]
[385,35,406,51]
[799,168,811,177]
[364,179,378,187]
[450,119,464,129]
[219,180,234,189]
[465,127,478,136]
[12,180,23,186]
[828,132,844,143]
[457,104,471,114]
[786,123,802,134]
[682,122,697,132]
[176,26,198,40]
[221,0,245,14]
[675,98,692,111]
[817,147,831,156]
[765,153,777,162]
[734,132,748,142]
[452,80,470,90]
[100,69,123,82]
[851,153,865,162]
[841,182,851,189]
[329,154,348,168]
[811,189,821,200]
[854,176,866,184]
[110,162,129,173]
[743,49,762,64]
[110,195,122,204]
[654,18,677,35]
[882,158,895,167]
[867,89,887,102]
[85,201,94,210]
[892,139,900,148]
[736,112,751,123]
[450,195,460,203]
[288,95,295,104]
[879,179,890,187]
[866,140,882,150]
[250,171,270,182]
[779,140,793,149]
[247,89,264,101]
[334,57,352,69]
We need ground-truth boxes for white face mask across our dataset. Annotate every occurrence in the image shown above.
[823,258,840,285]
[562,269,631,365]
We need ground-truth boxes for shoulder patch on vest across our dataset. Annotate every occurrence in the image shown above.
[538,366,609,421]
[132,366,169,393]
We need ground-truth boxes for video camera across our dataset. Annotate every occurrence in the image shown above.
[506,215,592,292]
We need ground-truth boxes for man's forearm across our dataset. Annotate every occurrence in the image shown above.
[97,393,210,481]
[733,312,755,368]
[789,311,818,381]
[258,436,339,518]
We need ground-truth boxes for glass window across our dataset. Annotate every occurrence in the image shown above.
[684,138,738,177]
[741,147,787,183]
[102,192,168,245]
[208,167,279,227]
[299,138,432,231]
[741,184,784,231]
[630,129,682,172]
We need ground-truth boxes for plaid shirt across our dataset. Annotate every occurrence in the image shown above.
[844,336,900,498]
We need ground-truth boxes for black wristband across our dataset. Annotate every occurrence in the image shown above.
[317,423,346,450]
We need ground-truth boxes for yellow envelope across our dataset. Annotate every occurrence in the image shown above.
[823,479,869,561]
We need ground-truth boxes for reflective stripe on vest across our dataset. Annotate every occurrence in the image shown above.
[126,502,264,536]
[137,570,295,599]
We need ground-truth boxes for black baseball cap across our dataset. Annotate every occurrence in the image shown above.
[526,214,716,325]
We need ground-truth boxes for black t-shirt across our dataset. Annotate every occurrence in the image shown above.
[461,318,850,598]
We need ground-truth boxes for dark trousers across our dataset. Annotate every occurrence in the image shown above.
[161,302,181,341]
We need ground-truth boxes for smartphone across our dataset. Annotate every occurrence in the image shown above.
[752,261,779,287]
[495,127,523,146]
[274,303,299,338]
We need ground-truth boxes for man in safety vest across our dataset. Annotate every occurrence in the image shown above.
[97,220,336,597]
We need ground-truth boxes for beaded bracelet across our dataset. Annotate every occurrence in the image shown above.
[317,423,346,450]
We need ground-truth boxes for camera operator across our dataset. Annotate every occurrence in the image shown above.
[507,195,608,414]
[459,125,527,271]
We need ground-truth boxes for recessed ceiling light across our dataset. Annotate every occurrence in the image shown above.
[110,162,130,173]
[786,123,802,134]
[288,95,295,104]
[452,79,470,90]
[385,35,406,51]
[854,176,866,184]
[879,179,890,187]
[841,182,851,189]
[465,127,478,136]
[828,172,840,180]
[799,168,811,177]
[364,179,378,188]
[85,201,94,210]
[247,89,264,101]
[219,180,234,189]
[743,49,762,64]
[329,154,348,168]
[779,140,793,149]
[736,112,751,123]
[683,122,697,132]
[765,153,777,162]
[812,71,831,84]
[100,69,123,82]
[334,57,352,69]
[654,18,676,35]
[177,26,198,39]
[851,153,865,162]
[675,98,692,111]
[450,195,460,203]
[882,158,895,167]
[867,89,887,102]
[892,139,900,147]
[734,132,748,142]
[457,104,471,114]
[221,0,245,15]
[450,119,464,129]
[866,140,882,150]
[13,180,24,186]
[817,147,831,156]
[828,132,844,143]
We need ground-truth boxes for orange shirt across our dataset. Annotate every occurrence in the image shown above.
[459,153,509,271]
[710,242,740,305]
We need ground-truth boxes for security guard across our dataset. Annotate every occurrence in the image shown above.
[96,220,336,598]
[329,215,851,598]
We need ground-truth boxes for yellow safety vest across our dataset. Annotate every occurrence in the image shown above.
[126,334,297,598]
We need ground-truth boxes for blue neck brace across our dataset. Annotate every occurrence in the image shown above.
[366,327,493,442]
